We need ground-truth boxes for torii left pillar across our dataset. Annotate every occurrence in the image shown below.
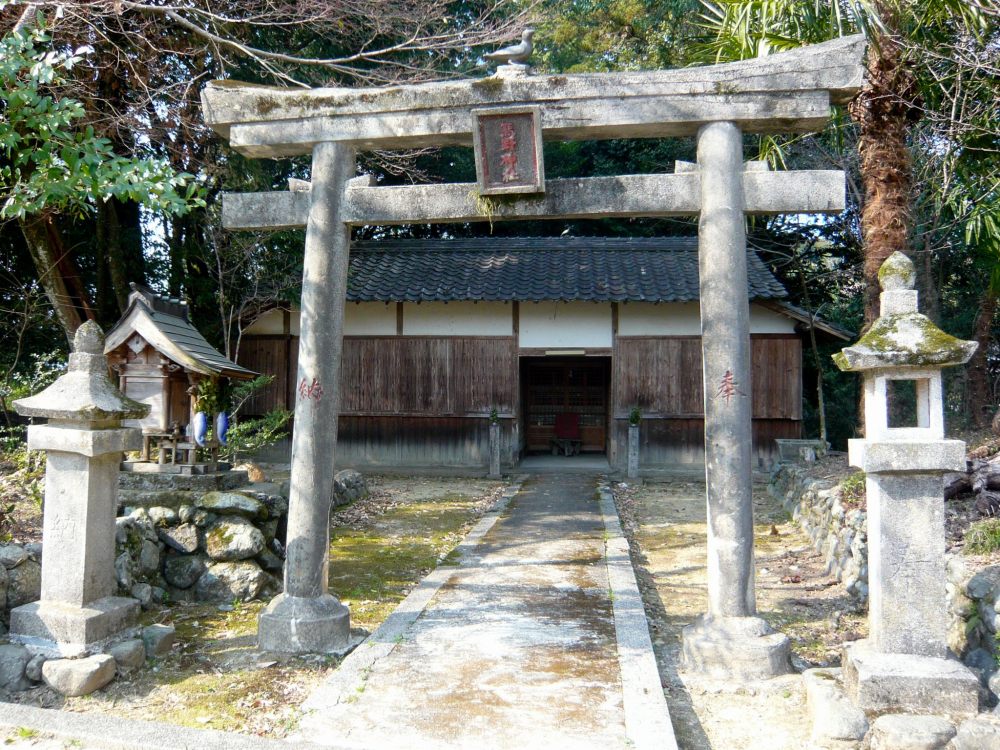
[680,121,792,680]
[258,141,356,653]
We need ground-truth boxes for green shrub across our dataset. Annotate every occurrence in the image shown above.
[220,409,292,464]
[965,518,1000,555]
[840,471,866,508]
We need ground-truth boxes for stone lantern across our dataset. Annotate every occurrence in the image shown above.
[12,321,149,656]
[833,252,979,715]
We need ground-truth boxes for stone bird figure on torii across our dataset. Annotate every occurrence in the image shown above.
[485,28,534,67]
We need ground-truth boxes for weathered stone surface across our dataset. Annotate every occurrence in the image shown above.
[258,592,350,654]
[24,653,47,682]
[0,545,29,569]
[109,639,146,673]
[0,563,9,612]
[118,469,248,494]
[178,504,195,524]
[967,567,1000,600]
[256,140,355,656]
[206,34,866,161]
[197,491,267,520]
[844,644,979,716]
[130,582,153,609]
[163,554,207,589]
[7,558,41,609]
[142,624,175,657]
[114,552,134,590]
[332,469,368,507]
[42,655,116,697]
[158,523,199,554]
[257,548,284,573]
[138,539,160,576]
[0,644,32,692]
[194,561,269,602]
[869,714,955,750]
[146,506,179,527]
[204,517,265,562]
[952,717,1000,750]
[680,615,791,681]
[803,668,868,745]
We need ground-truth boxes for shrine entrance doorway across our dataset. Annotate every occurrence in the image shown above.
[520,356,610,456]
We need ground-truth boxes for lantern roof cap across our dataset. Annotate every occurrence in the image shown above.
[14,321,150,422]
[833,252,976,372]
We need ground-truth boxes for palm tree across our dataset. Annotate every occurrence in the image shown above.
[693,0,995,323]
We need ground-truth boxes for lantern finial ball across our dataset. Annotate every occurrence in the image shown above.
[878,251,916,291]
[73,320,105,355]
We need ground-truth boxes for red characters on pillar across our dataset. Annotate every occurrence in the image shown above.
[298,377,324,402]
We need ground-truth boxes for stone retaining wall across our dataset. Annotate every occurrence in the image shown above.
[769,463,999,686]
[768,464,869,603]
[115,486,288,606]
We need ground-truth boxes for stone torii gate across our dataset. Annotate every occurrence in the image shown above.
[202,35,865,678]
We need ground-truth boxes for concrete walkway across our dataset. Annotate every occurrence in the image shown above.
[298,474,672,750]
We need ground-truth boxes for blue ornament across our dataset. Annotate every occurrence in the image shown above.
[193,411,208,447]
[216,411,229,446]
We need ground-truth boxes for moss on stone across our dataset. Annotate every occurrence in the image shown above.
[877,251,916,290]
[470,76,506,95]
[835,312,976,370]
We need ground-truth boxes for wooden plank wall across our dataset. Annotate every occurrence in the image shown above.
[239,331,802,467]
[613,334,802,464]
[337,416,516,467]
[614,335,801,419]
[238,336,516,416]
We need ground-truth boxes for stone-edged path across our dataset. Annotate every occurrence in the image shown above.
[297,474,673,750]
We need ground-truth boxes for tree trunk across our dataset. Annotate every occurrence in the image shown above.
[849,26,922,325]
[968,288,998,428]
[19,213,94,343]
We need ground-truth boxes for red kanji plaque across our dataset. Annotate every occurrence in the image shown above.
[472,107,545,195]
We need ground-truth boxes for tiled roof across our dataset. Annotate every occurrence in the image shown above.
[104,284,258,379]
[347,237,788,303]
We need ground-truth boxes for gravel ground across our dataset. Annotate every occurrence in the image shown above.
[613,477,868,749]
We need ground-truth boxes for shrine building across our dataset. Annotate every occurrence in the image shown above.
[238,236,847,472]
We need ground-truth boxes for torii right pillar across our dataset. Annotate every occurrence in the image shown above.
[680,121,793,680]
[835,252,979,715]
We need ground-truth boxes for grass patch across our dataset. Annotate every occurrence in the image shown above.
[329,494,489,631]
[965,518,1000,555]
[840,471,866,509]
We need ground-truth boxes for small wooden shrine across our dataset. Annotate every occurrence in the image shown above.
[104,283,257,472]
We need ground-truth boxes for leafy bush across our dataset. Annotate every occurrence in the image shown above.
[965,518,1000,555]
[840,471,866,509]
[220,409,292,464]
[218,375,291,463]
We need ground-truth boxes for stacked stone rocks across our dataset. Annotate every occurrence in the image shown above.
[0,623,176,696]
[0,544,42,632]
[115,488,288,604]
[770,464,869,603]
[947,559,1000,698]
[772,462,1000,705]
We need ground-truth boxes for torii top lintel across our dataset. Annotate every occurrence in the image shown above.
[201,35,865,158]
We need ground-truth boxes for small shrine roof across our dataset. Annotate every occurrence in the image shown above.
[105,284,257,380]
